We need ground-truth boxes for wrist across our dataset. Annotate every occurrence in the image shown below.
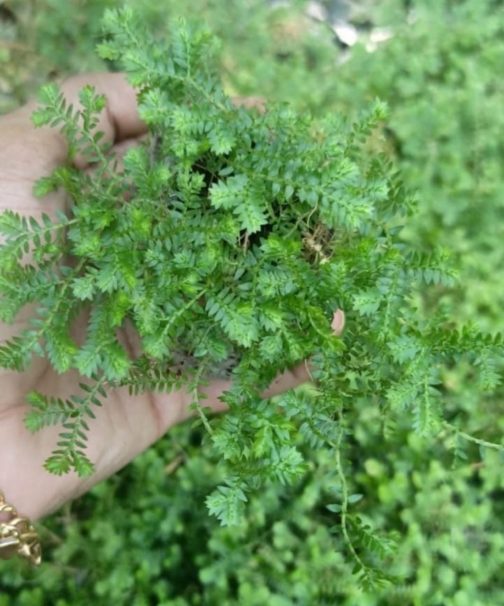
[0,490,41,565]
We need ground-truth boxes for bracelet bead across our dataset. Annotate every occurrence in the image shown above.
[0,491,41,566]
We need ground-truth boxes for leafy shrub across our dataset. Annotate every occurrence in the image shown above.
[1,1,503,605]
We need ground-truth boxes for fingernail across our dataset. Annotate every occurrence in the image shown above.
[331,309,345,335]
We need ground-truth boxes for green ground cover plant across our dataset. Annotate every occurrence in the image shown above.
[331,0,504,333]
[1,1,503,604]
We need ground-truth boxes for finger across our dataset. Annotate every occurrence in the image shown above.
[57,73,146,145]
[262,309,346,398]
[1,73,146,176]
[113,136,146,163]
[262,362,311,399]
[331,309,345,335]
[85,135,147,181]
[156,307,346,422]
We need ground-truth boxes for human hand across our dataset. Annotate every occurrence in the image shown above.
[0,74,344,521]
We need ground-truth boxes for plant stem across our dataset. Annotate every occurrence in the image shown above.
[335,407,368,572]
[443,421,504,452]
[189,365,214,435]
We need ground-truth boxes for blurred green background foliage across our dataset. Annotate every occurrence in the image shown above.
[1,0,503,604]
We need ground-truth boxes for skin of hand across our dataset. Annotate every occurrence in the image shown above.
[0,73,345,522]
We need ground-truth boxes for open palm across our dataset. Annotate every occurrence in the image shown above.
[0,74,327,521]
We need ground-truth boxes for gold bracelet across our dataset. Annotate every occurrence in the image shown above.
[0,491,41,566]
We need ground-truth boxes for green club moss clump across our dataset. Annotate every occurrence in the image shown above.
[0,8,502,582]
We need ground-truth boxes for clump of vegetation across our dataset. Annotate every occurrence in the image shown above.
[1,9,502,590]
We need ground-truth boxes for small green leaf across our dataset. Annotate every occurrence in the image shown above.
[348,493,364,504]
[206,485,248,526]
